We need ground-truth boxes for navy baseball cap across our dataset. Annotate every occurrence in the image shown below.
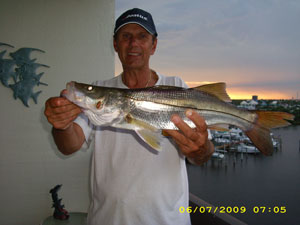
[114,8,158,37]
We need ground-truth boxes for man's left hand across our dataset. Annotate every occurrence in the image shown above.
[164,109,214,165]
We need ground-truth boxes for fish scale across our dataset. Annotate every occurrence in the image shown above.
[129,99,254,131]
[126,86,256,124]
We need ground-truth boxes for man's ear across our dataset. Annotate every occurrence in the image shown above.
[151,38,157,55]
[113,39,118,52]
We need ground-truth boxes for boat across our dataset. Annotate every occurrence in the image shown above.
[211,152,225,159]
[236,143,260,154]
[211,126,281,154]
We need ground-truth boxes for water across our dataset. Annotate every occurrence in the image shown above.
[187,126,300,225]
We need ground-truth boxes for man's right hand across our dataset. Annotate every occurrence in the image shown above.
[44,90,82,130]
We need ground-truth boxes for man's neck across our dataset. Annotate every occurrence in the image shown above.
[122,68,157,89]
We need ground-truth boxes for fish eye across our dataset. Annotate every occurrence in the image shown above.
[96,101,101,109]
[87,86,93,91]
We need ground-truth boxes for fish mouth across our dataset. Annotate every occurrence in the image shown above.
[66,81,75,89]
[65,81,76,100]
[65,81,85,104]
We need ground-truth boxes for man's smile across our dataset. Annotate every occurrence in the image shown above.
[128,52,141,56]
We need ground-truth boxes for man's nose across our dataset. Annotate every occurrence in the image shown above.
[129,36,139,46]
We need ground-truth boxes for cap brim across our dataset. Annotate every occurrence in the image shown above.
[114,22,156,36]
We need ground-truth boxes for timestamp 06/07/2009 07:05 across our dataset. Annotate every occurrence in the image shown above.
[179,206,287,214]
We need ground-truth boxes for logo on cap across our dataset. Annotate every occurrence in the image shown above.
[124,14,148,21]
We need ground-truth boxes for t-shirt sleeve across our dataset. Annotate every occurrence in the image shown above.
[175,76,189,88]
[159,74,189,88]
[74,112,94,149]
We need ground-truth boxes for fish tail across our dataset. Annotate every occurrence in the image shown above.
[245,111,294,156]
[245,125,273,156]
[254,111,294,129]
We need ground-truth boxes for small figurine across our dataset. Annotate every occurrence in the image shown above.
[49,184,69,220]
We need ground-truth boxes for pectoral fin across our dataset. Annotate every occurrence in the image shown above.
[125,114,162,151]
[136,129,162,151]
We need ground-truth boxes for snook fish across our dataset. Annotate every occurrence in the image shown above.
[65,81,294,155]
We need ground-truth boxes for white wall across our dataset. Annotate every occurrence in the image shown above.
[0,0,115,224]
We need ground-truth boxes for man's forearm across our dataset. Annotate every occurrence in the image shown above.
[52,123,85,155]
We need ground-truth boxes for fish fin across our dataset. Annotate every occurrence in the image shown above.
[125,114,162,151]
[208,124,230,132]
[244,111,294,156]
[194,82,231,102]
[152,85,186,90]
[125,114,157,132]
[245,125,273,156]
[255,111,294,129]
[136,129,162,151]
[162,130,170,137]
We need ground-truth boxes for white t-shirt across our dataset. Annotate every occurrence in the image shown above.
[74,73,191,225]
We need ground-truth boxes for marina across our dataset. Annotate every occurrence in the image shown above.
[187,125,300,225]
[207,127,283,163]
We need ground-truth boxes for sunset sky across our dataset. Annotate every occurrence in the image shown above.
[115,0,300,100]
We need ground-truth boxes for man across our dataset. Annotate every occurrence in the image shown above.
[44,8,214,225]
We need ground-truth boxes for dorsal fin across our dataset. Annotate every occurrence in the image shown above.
[151,85,186,90]
[194,82,231,102]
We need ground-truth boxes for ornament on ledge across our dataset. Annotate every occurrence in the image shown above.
[49,184,69,220]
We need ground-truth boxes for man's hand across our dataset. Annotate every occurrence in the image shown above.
[164,109,214,165]
[44,90,82,130]
[44,90,85,155]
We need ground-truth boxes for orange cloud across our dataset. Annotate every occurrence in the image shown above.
[115,62,296,100]
[186,81,291,99]
[227,87,291,100]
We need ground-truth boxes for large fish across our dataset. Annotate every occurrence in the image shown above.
[64,81,294,155]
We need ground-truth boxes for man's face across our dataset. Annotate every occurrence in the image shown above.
[114,23,157,70]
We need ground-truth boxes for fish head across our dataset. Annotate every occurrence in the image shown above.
[65,81,108,111]
[65,81,126,126]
